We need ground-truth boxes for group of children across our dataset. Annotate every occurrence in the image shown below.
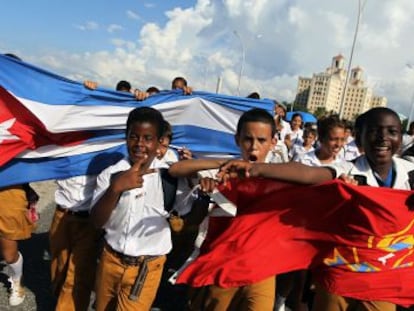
[1,89,414,311]
[169,105,414,311]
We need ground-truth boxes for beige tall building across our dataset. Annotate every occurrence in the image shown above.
[294,55,387,120]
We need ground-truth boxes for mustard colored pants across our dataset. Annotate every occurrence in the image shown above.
[49,209,100,311]
[95,245,166,311]
[312,284,396,311]
[187,276,275,311]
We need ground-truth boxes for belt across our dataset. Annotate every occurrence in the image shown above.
[104,242,153,266]
[56,205,90,218]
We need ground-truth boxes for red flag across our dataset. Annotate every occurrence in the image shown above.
[176,178,414,306]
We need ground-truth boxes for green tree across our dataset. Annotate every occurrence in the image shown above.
[313,107,327,119]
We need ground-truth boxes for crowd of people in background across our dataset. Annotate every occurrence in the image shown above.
[1,52,414,311]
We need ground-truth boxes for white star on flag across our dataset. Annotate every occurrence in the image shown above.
[0,118,20,143]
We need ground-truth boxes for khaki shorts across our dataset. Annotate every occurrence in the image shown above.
[0,187,34,240]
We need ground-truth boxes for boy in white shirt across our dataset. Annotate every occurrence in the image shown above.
[170,108,278,311]
[90,107,172,311]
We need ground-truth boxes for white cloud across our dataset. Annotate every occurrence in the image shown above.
[74,21,99,31]
[107,24,123,33]
[28,0,414,116]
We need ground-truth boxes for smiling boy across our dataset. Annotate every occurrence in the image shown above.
[310,107,414,311]
[217,107,414,311]
[90,107,172,311]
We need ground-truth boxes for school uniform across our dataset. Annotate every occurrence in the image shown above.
[278,119,292,141]
[160,148,179,166]
[312,156,414,311]
[290,129,304,146]
[92,158,170,311]
[0,185,33,240]
[50,175,100,311]
[267,141,289,163]
[290,144,314,162]
[298,149,344,167]
[340,139,361,161]
[186,163,278,311]
[152,149,197,311]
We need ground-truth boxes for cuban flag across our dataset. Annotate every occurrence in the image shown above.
[0,54,273,187]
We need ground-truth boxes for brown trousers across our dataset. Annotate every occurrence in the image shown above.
[187,276,275,311]
[95,245,166,311]
[312,284,396,311]
[49,209,100,311]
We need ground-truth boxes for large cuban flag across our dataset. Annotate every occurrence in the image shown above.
[0,54,273,187]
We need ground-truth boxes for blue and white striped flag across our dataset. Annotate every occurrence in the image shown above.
[0,54,273,187]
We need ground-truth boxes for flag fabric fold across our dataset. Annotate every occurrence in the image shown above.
[0,54,273,187]
[176,178,414,306]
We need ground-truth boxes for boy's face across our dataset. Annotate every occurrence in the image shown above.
[303,133,316,146]
[320,126,345,157]
[236,122,276,163]
[157,136,170,159]
[361,112,401,166]
[126,121,160,166]
[172,80,185,90]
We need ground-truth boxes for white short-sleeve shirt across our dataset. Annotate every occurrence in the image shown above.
[298,150,344,167]
[55,175,98,212]
[331,156,414,189]
[92,158,172,257]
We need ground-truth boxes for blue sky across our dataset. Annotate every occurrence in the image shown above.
[2,0,414,117]
[1,1,192,52]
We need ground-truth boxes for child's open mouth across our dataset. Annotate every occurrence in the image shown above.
[249,155,257,162]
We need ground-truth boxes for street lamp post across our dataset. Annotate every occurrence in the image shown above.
[406,64,414,131]
[407,96,414,132]
[233,30,245,96]
[338,0,367,120]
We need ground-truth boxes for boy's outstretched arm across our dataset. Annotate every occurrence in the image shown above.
[168,158,228,178]
[218,160,335,185]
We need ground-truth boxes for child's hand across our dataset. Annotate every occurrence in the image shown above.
[216,160,254,183]
[338,174,359,185]
[83,80,98,90]
[199,177,218,193]
[179,147,192,160]
[133,89,149,101]
[182,86,193,95]
[112,156,155,192]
